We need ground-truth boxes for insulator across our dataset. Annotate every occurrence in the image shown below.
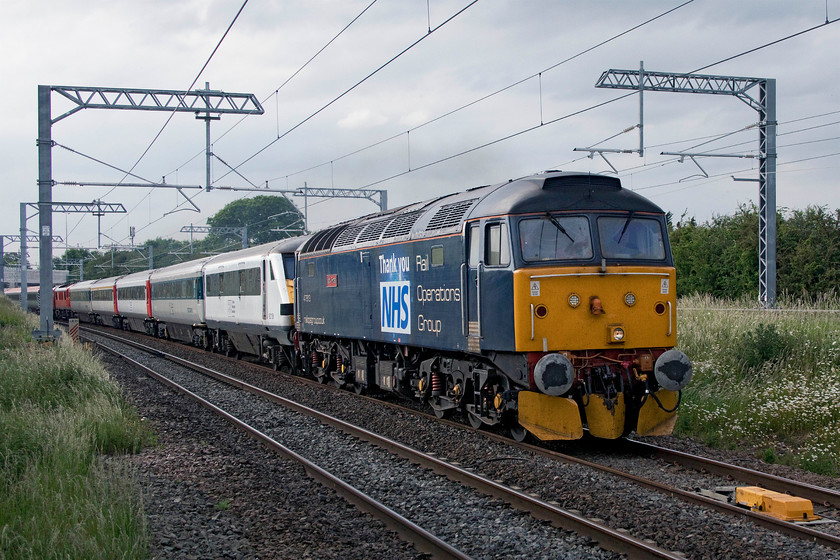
[431,372,444,396]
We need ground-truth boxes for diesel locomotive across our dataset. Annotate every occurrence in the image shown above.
[29,170,691,442]
[295,171,691,441]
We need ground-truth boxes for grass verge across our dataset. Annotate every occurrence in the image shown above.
[676,293,840,475]
[0,295,154,559]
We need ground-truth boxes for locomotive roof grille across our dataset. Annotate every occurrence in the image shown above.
[333,224,366,248]
[356,218,391,243]
[382,210,423,238]
[425,198,478,231]
[542,175,621,191]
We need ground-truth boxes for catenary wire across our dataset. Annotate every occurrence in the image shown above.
[268,0,695,184]
[164,0,380,179]
[215,0,481,185]
[289,5,836,218]
[92,1,250,247]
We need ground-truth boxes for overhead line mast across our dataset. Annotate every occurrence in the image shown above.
[592,64,777,308]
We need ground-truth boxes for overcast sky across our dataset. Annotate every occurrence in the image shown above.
[2,0,838,263]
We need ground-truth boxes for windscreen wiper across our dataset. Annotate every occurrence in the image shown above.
[545,213,574,243]
[617,211,634,243]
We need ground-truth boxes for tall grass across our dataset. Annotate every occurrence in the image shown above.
[676,293,840,475]
[0,295,153,559]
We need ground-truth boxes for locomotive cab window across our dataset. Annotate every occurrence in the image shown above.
[519,215,592,261]
[283,254,296,280]
[485,222,510,266]
[598,216,666,261]
[467,224,480,268]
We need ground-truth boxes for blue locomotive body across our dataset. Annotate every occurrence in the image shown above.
[298,235,471,353]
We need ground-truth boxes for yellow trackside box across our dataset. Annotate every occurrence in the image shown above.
[735,486,819,522]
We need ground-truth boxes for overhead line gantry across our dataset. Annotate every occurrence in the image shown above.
[588,64,777,307]
[36,83,263,339]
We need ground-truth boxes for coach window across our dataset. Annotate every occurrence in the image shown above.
[223,271,238,296]
[485,222,510,266]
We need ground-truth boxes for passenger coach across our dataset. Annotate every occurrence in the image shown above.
[114,270,152,332]
[148,257,210,344]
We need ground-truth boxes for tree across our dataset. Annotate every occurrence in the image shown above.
[670,204,840,299]
[777,206,840,296]
[207,196,305,246]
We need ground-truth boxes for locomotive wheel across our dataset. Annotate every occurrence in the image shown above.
[509,423,528,443]
[467,412,484,430]
[430,402,450,419]
[353,383,365,395]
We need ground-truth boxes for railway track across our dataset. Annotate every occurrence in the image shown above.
[82,324,840,558]
[619,439,840,509]
[84,327,681,560]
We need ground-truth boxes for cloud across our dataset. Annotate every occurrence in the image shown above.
[337,109,388,129]
[399,111,429,128]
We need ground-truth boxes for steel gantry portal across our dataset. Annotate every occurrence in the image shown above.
[35,84,263,339]
[594,67,777,307]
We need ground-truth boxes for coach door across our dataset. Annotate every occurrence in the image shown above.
[464,223,481,352]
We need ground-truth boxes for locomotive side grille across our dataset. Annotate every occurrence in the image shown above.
[425,198,478,231]
[356,218,391,242]
[382,210,423,239]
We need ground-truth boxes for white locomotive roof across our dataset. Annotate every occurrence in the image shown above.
[204,235,309,270]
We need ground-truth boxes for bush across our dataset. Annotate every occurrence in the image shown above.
[734,323,794,373]
[676,295,840,475]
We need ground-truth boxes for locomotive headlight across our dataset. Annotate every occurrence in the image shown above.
[609,325,626,343]
[568,293,581,308]
[624,292,636,306]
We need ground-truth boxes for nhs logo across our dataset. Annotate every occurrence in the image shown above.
[380,281,411,334]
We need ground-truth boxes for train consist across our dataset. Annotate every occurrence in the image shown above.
[20,171,692,441]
